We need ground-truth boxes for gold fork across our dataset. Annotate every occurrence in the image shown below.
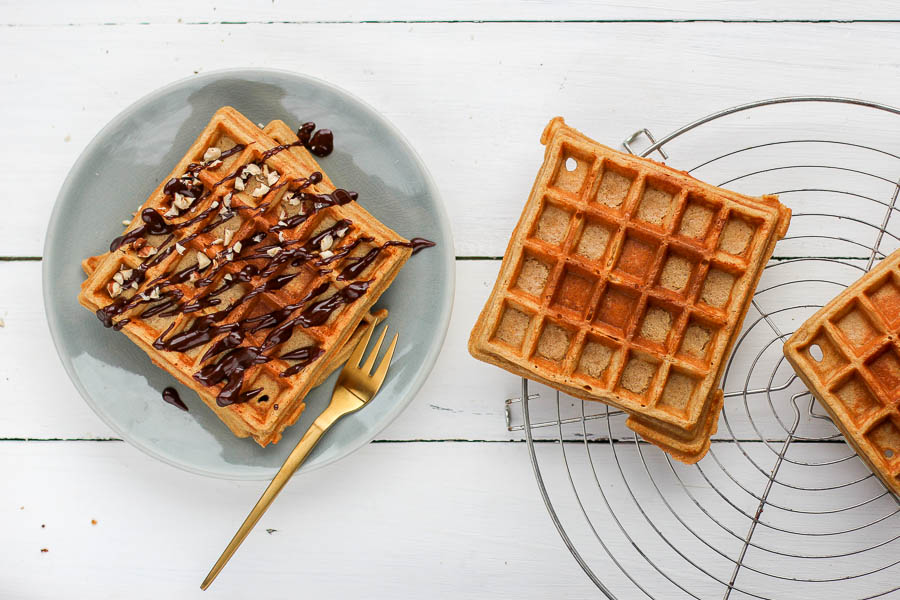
[201,319,398,590]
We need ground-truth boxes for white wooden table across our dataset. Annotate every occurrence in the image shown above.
[4,2,900,598]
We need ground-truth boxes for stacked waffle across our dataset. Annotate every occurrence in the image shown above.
[785,249,900,495]
[469,118,791,462]
[79,107,416,446]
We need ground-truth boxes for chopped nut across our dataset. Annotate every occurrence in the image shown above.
[234,177,245,191]
[266,247,281,257]
[244,163,261,177]
[277,220,287,227]
[210,201,219,209]
[223,228,234,246]
[277,231,285,242]
[113,272,124,285]
[226,251,234,262]
[279,208,286,220]
[252,232,266,243]
[298,204,306,216]
[149,287,161,300]
[107,281,122,297]
[173,194,192,210]
[288,196,300,206]
[232,241,242,254]
[320,234,334,251]
[120,268,133,279]
[121,219,131,226]
[131,238,146,251]
[131,281,139,290]
[267,170,279,186]
[223,193,232,208]
[164,206,179,218]
[320,250,334,260]
[224,273,233,282]
[252,184,270,198]
[175,243,186,255]
[207,160,222,168]
[211,238,224,246]
[335,227,348,238]
[189,272,199,282]
[203,147,222,162]
[136,245,157,258]
[196,252,211,269]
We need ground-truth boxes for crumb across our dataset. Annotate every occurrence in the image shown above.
[40,548,48,553]
[91,519,97,525]
[266,528,277,535]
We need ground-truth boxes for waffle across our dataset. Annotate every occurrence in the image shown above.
[469,117,791,462]
[79,107,415,446]
[784,249,900,495]
[79,122,388,391]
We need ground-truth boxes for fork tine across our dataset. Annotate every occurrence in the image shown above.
[348,318,378,368]
[361,325,389,374]
[371,332,398,388]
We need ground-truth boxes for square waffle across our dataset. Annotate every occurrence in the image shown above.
[79,121,388,392]
[784,249,900,495]
[469,117,791,462]
[79,107,414,446]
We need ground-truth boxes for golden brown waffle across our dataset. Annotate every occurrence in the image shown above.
[469,117,791,463]
[784,249,900,495]
[79,107,414,446]
[79,122,388,391]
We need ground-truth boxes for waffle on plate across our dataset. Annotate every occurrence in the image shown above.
[469,117,791,462]
[784,248,900,495]
[79,107,429,446]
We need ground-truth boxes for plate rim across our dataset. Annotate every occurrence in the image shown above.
[42,67,455,480]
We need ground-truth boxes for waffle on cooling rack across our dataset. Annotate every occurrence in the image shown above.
[785,249,900,495]
[469,117,791,462]
[79,107,428,446]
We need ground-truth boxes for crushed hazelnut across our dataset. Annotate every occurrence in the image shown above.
[173,194,192,210]
[136,245,157,258]
[232,241,242,254]
[288,196,300,206]
[336,227,348,238]
[120,268,133,279]
[131,239,146,251]
[175,243,186,255]
[224,273,233,282]
[113,272,124,285]
[223,228,234,246]
[211,237,224,246]
[244,163,262,177]
[267,170,280,186]
[203,147,222,162]
[121,219,131,226]
[107,281,122,297]
[252,184,270,198]
[320,250,334,260]
[320,235,334,251]
[149,287,161,300]
[266,247,281,257]
[234,177,245,191]
[196,252,211,269]
[164,206,179,218]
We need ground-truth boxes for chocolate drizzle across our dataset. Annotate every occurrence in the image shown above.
[162,387,189,412]
[95,123,435,407]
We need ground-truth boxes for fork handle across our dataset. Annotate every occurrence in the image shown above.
[201,402,352,590]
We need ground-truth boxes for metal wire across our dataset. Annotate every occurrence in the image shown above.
[512,97,900,598]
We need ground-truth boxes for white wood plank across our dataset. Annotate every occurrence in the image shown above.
[3,22,900,257]
[0,258,864,444]
[0,441,596,599]
[4,0,900,24]
[1,440,892,599]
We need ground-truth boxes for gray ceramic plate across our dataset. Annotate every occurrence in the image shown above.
[43,69,454,480]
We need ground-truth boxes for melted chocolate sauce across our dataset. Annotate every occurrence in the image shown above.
[162,387,189,411]
[337,237,436,281]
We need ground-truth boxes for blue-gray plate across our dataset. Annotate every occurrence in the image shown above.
[43,69,454,480]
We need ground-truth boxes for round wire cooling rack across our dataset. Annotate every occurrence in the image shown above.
[507,97,900,599]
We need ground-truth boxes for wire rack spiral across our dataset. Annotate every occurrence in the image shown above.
[508,97,900,599]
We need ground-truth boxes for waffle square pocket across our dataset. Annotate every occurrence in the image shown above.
[469,117,791,463]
